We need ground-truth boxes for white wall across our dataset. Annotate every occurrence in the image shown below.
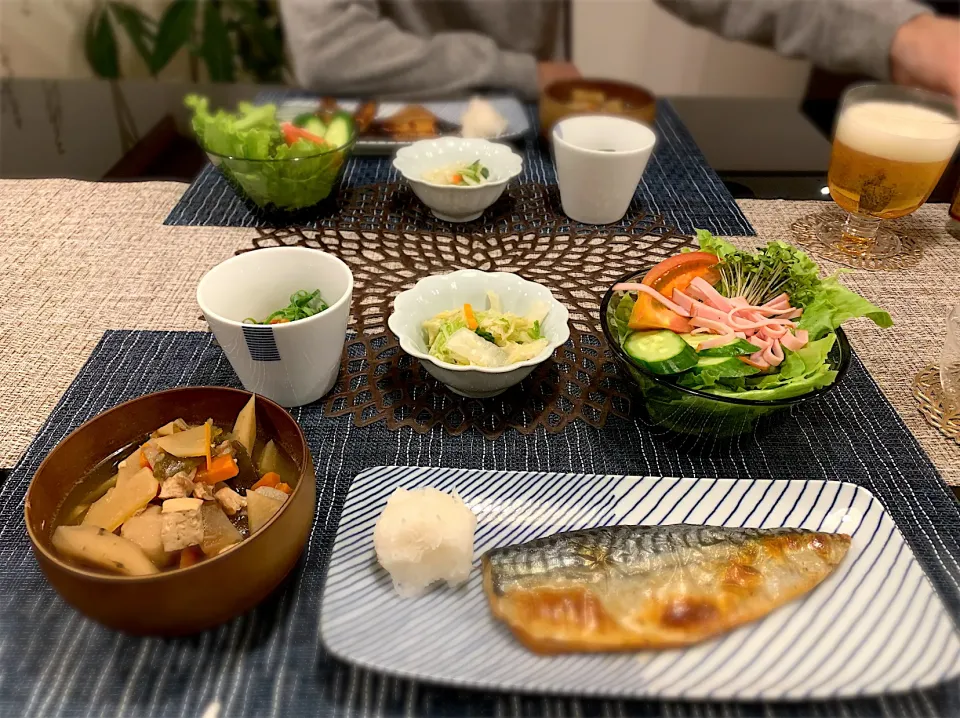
[571,0,811,98]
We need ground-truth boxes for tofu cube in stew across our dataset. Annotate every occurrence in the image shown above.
[160,498,204,551]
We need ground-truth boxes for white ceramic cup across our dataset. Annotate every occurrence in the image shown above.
[197,247,353,407]
[552,115,657,225]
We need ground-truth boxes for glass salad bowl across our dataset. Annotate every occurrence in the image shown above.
[203,137,355,213]
[599,268,852,439]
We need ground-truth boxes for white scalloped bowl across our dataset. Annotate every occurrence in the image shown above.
[387,270,570,398]
[392,138,523,222]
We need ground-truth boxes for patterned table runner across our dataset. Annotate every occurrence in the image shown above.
[0,330,958,717]
[164,101,755,237]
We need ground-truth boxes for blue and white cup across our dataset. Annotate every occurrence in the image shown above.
[197,247,353,407]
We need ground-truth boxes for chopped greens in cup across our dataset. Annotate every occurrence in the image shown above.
[244,290,329,325]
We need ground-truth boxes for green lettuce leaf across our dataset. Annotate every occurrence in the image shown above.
[693,229,739,260]
[678,357,760,390]
[607,292,636,346]
[704,335,838,400]
[798,275,893,340]
[705,365,838,401]
[185,94,347,210]
[185,94,281,159]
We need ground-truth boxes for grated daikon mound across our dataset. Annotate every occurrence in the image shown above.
[373,487,477,598]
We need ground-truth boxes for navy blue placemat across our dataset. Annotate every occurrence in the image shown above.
[1,330,958,718]
[164,100,755,237]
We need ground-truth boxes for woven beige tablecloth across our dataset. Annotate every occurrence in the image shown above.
[1,179,958,484]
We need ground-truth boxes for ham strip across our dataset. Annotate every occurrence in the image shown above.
[691,317,734,335]
[762,340,785,367]
[672,289,696,314]
[691,302,730,324]
[727,313,798,332]
[689,277,733,312]
[613,283,692,317]
[616,273,810,361]
[780,329,809,352]
[698,334,738,350]
[762,293,791,308]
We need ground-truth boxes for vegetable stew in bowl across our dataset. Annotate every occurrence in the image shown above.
[25,387,315,634]
[52,394,297,575]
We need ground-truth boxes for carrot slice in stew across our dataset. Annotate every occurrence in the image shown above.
[252,472,281,490]
[180,545,204,568]
[196,455,239,485]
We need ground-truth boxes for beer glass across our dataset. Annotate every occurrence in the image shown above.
[820,84,960,261]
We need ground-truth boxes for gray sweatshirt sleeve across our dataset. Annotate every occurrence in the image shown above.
[653,0,932,80]
[278,0,539,100]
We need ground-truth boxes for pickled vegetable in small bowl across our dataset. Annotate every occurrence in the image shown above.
[387,270,569,398]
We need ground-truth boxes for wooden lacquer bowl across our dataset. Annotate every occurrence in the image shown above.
[24,387,316,635]
[539,78,657,139]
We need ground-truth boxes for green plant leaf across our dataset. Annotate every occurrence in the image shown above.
[85,6,120,79]
[200,0,235,82]
[229,0,285,82]
[151,0,196,74]
[108,2,155,72]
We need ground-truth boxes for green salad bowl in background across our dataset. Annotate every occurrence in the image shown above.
[599,268,852,440]
[203,137,355,212]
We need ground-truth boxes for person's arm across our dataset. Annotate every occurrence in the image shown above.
[278,0,539,99]
[652,0,932,81]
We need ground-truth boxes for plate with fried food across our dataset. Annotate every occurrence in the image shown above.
[276,95,530,153]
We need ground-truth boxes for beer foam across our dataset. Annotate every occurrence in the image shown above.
[835,101,960,163]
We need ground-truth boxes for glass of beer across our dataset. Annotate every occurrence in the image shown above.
[820,84,960,261]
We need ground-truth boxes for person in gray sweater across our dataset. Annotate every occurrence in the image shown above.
[278,0,959,106]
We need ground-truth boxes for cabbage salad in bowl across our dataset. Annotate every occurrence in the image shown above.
[423,292,550,368]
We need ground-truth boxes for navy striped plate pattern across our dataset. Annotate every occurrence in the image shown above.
[323,468,960,700]
[2,331,960,717]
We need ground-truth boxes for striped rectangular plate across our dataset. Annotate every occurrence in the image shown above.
[320,467,960,700]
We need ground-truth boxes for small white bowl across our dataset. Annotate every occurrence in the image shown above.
[387,270,570,398]
[393,138,523,222]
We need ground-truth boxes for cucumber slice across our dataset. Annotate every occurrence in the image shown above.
[679,333,709,349]
[292,112,317,128]
[324,112,354,148]
[692,355,759,378]
[697,338,758,358]
[301,117,328,139]
[623,330,698,375]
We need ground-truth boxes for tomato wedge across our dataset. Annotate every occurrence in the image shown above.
[643,251,721,296]
[628,251,721,332]
[281,122,326,146]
